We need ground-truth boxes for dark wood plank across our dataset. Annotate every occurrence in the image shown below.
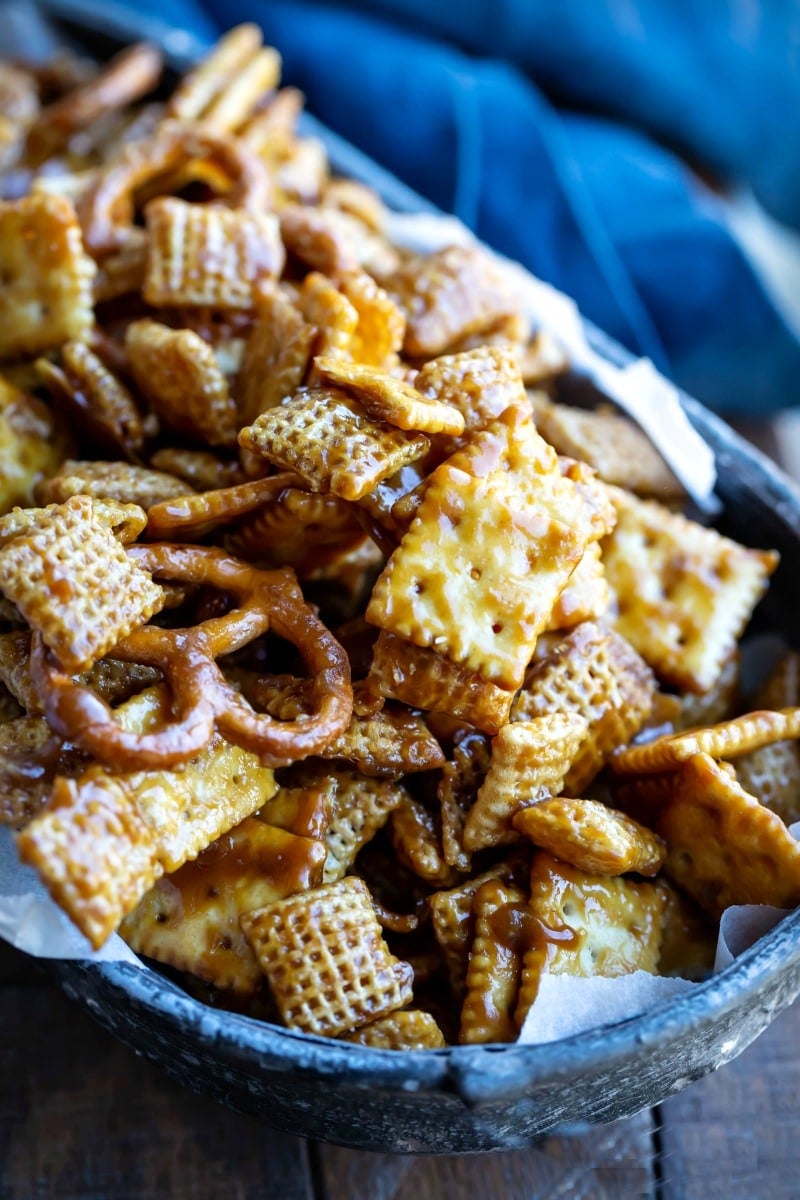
[315,1110,656,1200]
[0,982,314,1200]
[657,999,800,1200]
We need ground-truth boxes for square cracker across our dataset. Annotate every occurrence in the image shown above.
[366,405,589,690]
[516,854,666,1025]
[0,495,164,673]
[238,386,429,501]
[0,194,95,361]
[240,876,414,1037]
[602,485,777,693]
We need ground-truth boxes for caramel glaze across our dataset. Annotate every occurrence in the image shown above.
[486,900,579,960]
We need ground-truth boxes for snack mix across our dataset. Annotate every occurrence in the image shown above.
[0,27,796,1050]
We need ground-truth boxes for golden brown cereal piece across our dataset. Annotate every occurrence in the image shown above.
[428,862,521,1001]
[125,320,239,447]
[92,239,147,302]
[0,496,164,673]
[321,179,387,231]
[279,203,394,277]
[236,288,315,423]
[655,753,800,917]
[513,621,657,794]
[143,197,284,309]
[298,272,359,362]
[390,244,517,357]
[366,406,588,690]
[314,357,465,436]
[414,345,527,436]
[463,715,589,853]
[515,855,666,1025]
[368,630,515,735]
[257,772,334,840]
[149,448,243,491]
[389,798,457,887]
[146,472,296,541]
[736,652,800,824]
[238,387,429,501]
[674,651,740,732]
[36,341,144,461]
[0,716,77,828]
[438,730,492,872]
[519,330,569,385]
[602,486,778,693]
[610,707,800,775]
[0,194,95,361]
[342,1010,446,1050]
[225,486,365,576]
[239,876,414,1037]
[532,396,683,499]
[657,881,718,981]
[119,815,325,994]
[0,497,147,548]
[37,459,190,512]
[323,768,409,882]
[167,24,272,126]
[0,631,39,712]
[0,375,67,513]
[460,881,527,1044]
[512,798,665,876]
[545,540,610,631]
[16,685,278,947]
[340,271,405,368]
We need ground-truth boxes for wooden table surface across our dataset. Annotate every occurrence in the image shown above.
[4,416,800,1200]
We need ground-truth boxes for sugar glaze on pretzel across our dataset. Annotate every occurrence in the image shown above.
[31,544,353,771]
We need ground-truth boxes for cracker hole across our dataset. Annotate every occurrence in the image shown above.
[492,623,503,635]
[470,567,482,581]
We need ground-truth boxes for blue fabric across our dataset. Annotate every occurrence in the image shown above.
[131,0,800,412]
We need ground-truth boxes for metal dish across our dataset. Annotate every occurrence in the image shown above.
[11,0,800,1152]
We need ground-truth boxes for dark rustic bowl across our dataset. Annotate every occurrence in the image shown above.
[27,0,800,1154]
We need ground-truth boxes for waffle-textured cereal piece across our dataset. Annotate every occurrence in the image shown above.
[236,288,314,422]
[16,685,279,946]
[342,1010,446,1050]
[37,459,190,511]
[460,880,527,1044]
[545,540,609,631]
[323,768,409,882]
[366,406,589,690]
[389,797,457,887]
[368,630,515,735]
[0,194,95,360]
[120,815,326,994]
[0,376,66,512]
[167,24,278,129]
[655,753,800,917]
[513,621,656,794]
[340,271,405,368]
[390,244,517,357]
[225,487,365,576]
[532,396,683,500]
[298,272,359,361]
[239,876,414,1037]
[512,798,665,876]
[0,496,164,673]
[238,387,429,501]
[736,652,800,824]
[143,197,284,309]
[463,714,589,852]
[149,447,243,492]
[37,340,144,460]
[611,707,800,775]
[280,203,395,277]
[438,730,492,872]
[516,854,666,1025]
[602,486,777,693]
[415,345,527,436]
[428,862,521,1001]
[315,357,465,436]
[126,320,238,447]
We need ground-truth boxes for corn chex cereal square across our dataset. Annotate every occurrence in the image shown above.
[366,406,589,689]
[0,194,95,360]
[602,486,777,693]
[240,876,414,1037]
[144,197,284,309]
[0,496,164,672]
[238,387,429,501]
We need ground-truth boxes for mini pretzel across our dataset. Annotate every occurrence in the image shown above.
[31,544,353,771]
[79,119,271,258]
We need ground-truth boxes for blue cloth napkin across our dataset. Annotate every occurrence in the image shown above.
[130,0,800,413]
